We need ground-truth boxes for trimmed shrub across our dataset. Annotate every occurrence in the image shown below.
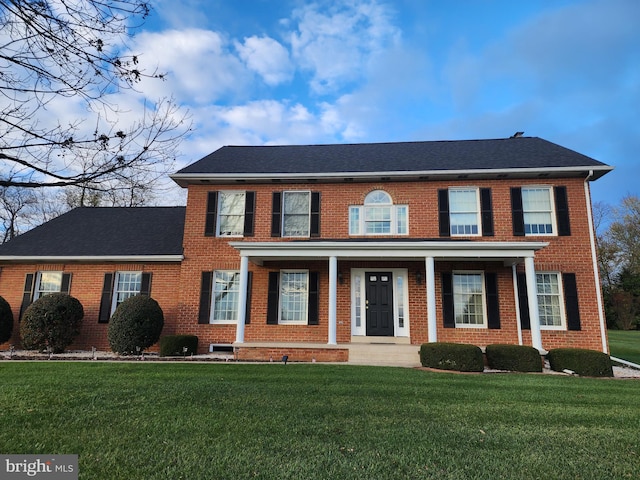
[108,295,164,355]
[485,344,542,372]
[20,293,84,353]
[547,348,613,377]
[159,335,198,357]
[419,342,484,372]
[0,296,13,344]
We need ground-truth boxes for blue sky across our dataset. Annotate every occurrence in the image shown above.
[128,0,639,206]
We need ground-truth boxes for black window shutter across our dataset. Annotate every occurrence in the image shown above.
[438,189,450,237]
[563,273,581,331]
[480,188,494,236]
[271,192,282,237]
[441,272,455,328]
[308,271,319,325]
[511,187,525,236]
[204,191,218,237]
[198,271,213,324]
[266,272,280,324]
[19,273,35,320]
[310,192,321,237]
[140,273,152,296]
[485,273,500,329]
[516,273,531,330]
[61,273,72,294]
[554,186,571,236]
[245,272,253,324]
[98,273,115,324]
[243,191,256,237]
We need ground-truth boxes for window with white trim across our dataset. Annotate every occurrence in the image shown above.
[449,188,480,236]
[217,192,246,236]
[453,272,486,327]
[34,272,63,300]
[536,272,565,328]
[112,272,142,312]
[349,190,408,235]
[279,270,309,323]
[522,187,555,235]
[211,270,240,323]
[283,191,310,237]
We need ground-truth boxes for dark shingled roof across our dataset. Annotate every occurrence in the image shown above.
[175,137,610,175]
[0,207,185,258]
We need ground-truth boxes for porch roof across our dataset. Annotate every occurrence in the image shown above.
[230,240,549,265]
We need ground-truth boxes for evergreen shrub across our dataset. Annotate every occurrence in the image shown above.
[20,293,84,353]
[108,295,164,355]
[0,296,13,344]
[159,335,198,357]
[485,344,543,372]
[547,348,613,377]
[419,342,484,372]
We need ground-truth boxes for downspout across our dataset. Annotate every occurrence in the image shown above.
[584,170,608,353]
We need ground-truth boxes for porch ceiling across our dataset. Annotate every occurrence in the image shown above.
[229,240,549,266]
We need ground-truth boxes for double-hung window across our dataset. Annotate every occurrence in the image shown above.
[279,270,309,323]
[98,271,151,322]
[449,188,480,236]
[112,272,142,312]
[271,191,320,237]
[34,272,64,300]
[536,272,564,328]
[522,187,555,235]
[211,271,240,323]
[453,272,486,327]
[349,190,408,235]
[218,192,246,236]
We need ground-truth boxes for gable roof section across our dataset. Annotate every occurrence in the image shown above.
[171,137,612,186]
[0,207,185,261]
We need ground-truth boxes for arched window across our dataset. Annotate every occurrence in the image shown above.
[349,190,408,235]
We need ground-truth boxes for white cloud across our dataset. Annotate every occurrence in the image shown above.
[288,0,401,94]
[235,36,293,86]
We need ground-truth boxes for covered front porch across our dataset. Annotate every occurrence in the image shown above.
[229,240,550,357]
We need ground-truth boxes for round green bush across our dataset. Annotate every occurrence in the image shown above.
[108,295,164,355]
[20,293,84,353]
[0,296,14,344]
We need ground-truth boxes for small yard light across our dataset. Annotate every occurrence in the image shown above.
[9,345,14,359]
[282,355,289,365]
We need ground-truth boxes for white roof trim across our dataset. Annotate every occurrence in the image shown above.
[0,255,184,263]
[171,165,613,186]
[230,241,549,264]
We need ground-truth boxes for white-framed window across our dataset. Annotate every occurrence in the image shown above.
[522,187,556,235]
[211,270,240,323]
[449,188,480,236]
[453,272,486,327]
[349,190,408,235]
[279,270,309,323]
[34,272,63,300]
[217,192,246,236]
[111,271,142,312]
[283,191,310,237]
[536,272,565,329]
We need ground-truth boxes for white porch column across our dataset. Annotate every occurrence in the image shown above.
[235,255,249,343]
[425,256,437,343]
[328,256,338,345]
[524,256,543,351]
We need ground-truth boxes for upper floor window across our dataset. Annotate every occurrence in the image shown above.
[271,191,320,238]
[522,187,554,235]
[511,186,570,237]
[205,191,255,237]
[449,188,480,236]
[439,188,493,237]
[349,190,408,235]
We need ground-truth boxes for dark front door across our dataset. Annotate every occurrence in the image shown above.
[366,272,394,336]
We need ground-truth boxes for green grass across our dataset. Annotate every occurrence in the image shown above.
[608,329,640,365]
[0,363,639,479]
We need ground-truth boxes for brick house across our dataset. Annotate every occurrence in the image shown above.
[0,136,613,364]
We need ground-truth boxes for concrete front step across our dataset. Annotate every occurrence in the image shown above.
[347,343,421,367]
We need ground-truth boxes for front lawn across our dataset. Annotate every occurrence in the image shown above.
[0,362,638,479]
[608,329,640,365]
